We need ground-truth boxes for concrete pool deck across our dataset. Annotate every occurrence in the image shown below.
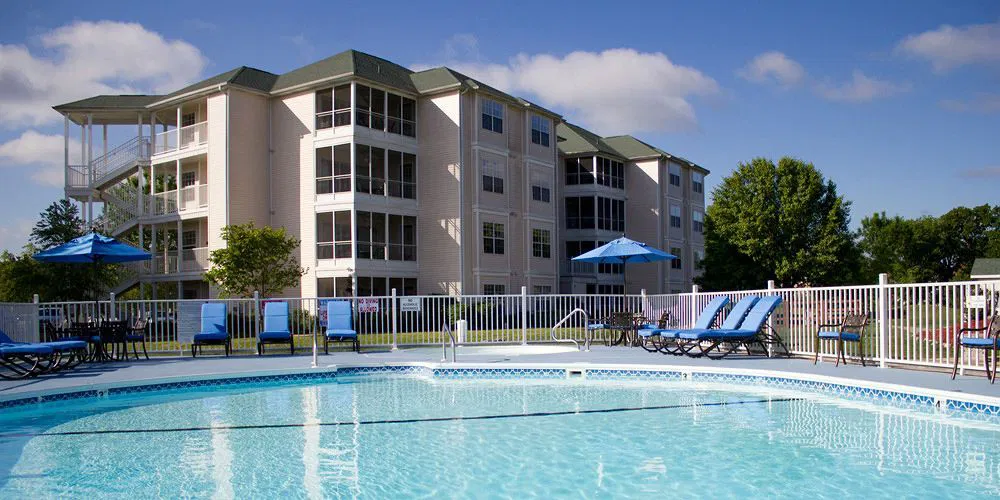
[2,345,999,402]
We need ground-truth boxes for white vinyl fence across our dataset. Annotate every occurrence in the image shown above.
[5,276,998,374]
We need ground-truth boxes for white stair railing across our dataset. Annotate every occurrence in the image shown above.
[90,136,150,187]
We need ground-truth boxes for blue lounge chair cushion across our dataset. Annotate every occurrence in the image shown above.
[326,329,357,338]
[960,337,999,348]
[259,330,292,341]
[193,332,228,342]
[677,329,757,340]
[587,323,607,330]
[44,340,88,351]
[0,344,53,355]
[199,303,228,336]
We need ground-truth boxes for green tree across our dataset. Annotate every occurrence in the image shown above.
[204,222,306,297]
[696,157,859,291]
[30,199,85,249]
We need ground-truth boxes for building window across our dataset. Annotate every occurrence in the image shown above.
[181,171,196,188]
[387,150,416,199]
[693,249,705,270]
[693,211,704,233]
[530,115,550,146]
[532,229,551,258]
[598,284,624,295]
[565,196,596,230]
[315,85,350,129]
[565,157,595,185]
[482,158,504,194]
[483,222,505,255]
[481,98,504,133]
[181,112,196,127]
[355,144,386,196]
[388,277,419,296]
[669,163,681,187]
[318,277,354,297]
[316,211,352,259]
[671,247,682,269]
[181,230,197,249]
[597,197,625,232]
[356,211,387,259]
[387,214,417,261]
[531,184,550,203]
[355,84,386,130]
[596,157,624,189]
[316,144,352,194]
[483,284,506,295]
[387,93,417,137]
[693,172,704,194]
[670,204,682,229]
[597,240,623,275]
[533,285,552,294]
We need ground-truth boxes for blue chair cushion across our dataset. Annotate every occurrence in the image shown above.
[89,336,102,343]
[193,332,228,343]
[326,329,358,339]
[586,323,607,330]
[45,340,88,351]
[259,330,292,342]
[960,337,998,348]
[0,344,53,355]
[817,330,840,339]
[636,329,660,338]
[678,329,756,340]
[840,333,861,342]
[125,334,144,341]
[818,330,861,342]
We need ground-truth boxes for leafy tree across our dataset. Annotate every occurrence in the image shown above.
[30,199,85,249]
[696,157,859,291]
[204,222,306,297]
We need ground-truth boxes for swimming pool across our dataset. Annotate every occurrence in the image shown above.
[1,372,998,498]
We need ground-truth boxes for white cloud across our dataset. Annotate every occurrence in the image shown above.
[813,70,910,102]
[0,218,35,254]
[0,130,80,187]
[959,166,1000,179]
[284,34,315,62]
[738,51,806,87]
[939,93,1000,113]
[0,20,207,128]
[896,20,1000,72]
[422,45,719,134]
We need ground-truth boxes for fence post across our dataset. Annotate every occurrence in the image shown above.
[640,288,647,316]
[109,292,116,320]
[32,294,40,343]
[878,273,888,369]
[311,298,319,368]
[253,290,261,348]
[767,280,776,357]
[690,284,699,328]
[521,286,528,345]
[391,288,399,351]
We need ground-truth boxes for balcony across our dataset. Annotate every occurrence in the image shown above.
[179,184,209,211]
[149,191,177,216]
[154,121,207,155]
[571,261,596,274]
[147,184,208,216]
[146,247,209,275]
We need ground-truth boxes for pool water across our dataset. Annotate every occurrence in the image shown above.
[1,376,998,498]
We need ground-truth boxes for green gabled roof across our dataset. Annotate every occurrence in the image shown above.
[156,66,278,104]
[53,95,162,111]
[603,135,708,173]
[556,123,625,159]
[410,67,561,118]
[971,258,1000,278]
[273,49,417,94]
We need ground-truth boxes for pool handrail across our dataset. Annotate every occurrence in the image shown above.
[441,322,456,363]
[551,308,588,352]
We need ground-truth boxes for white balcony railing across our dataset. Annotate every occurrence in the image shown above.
[571,261,596,274]
[66,165,89,188]
[181,247,209,272]
[154,121,207,155]
[149,190,178,216]
[179,184,209,211]
[148,254,178,275]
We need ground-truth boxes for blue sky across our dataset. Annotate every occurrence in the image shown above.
[1,0,998,251]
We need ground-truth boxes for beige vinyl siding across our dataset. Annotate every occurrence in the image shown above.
[205,92,228,254]
[625,159,663,293]
[270,91,314,297]
[417,91,462,294]
[226,90,269,228]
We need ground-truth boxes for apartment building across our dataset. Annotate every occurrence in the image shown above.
[556,124,708,295]
[55,49,704,298]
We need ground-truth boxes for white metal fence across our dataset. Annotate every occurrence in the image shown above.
[7,277,999,374]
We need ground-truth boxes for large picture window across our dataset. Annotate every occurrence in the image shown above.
[355,144,386,196]
[316,210,352,259]
[596,157,624,189]
[387,150,416,199]
[565,157,595,185]
[316,144,352,194]
[387,93,416,137]
[315,84,351,129]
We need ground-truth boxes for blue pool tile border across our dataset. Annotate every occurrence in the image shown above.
[1,365,999,418]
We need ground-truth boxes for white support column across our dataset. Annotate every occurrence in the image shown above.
[150,114,156,152]
[63,116,69,192]
[177,218,183,273]
[80,121,86,183]
[690,284,699,328]
[521,286,528,345]
[176,158,182,214]
[176,106,182,148]
[87,114,93,167]
[767,279,776,357]
[878,273,889,368]
[138,113,142,138]
[391,288,398,351]
[102,124,108,158]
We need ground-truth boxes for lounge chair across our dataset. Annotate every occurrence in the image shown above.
[324,300,359,353]
[258,301,294,355]
[192,303,230,357]
[676,296,787,359]
[814,313,870,366]
[951,312,1000,383]
[0,329,86,378]
[637,310,671,352]
[638,296,731,354]
[125,317,149,360]
[669,296,759,356]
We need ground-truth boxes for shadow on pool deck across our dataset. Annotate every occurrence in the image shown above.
[2,346,999,399]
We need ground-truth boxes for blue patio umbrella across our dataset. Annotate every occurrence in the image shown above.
[34,233,151,301]
[572,237,676,303]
